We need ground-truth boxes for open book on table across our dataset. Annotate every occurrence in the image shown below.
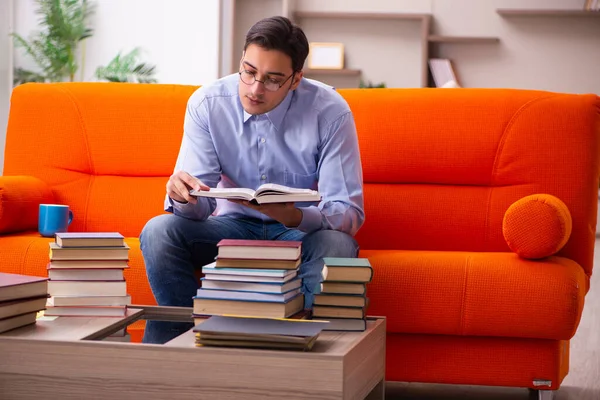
[189,183,321,204]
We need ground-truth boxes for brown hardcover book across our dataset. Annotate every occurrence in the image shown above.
[217,239,301,260]
[0,296,48,320]
[49,243,130,260]
[215,257,301,270]
[320,282,366,295]
[49,294,131,307]
[47,268,125,281]
[47,260,130,269]
[313,294,367,308]
[193,293,304,319]
[0,311,38,334]
[321,257,373,283]
[47,280,127,297]
[312,305,367,319]
[311,317,367,332]
[0,272,48,302]
[55,232,125,248]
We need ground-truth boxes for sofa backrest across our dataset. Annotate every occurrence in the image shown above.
[344,88,599,277]
[4,83,599,276]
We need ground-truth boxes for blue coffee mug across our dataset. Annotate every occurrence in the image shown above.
[38,204,74,237]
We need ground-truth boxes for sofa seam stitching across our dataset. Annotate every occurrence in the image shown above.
[55,85,94,231]
[485,94,561,250]
[459,255,471,336]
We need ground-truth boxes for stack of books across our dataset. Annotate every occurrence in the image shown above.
[0,272,48,333]
[193,239,305,319]
[45,232,131,317]
[193,315,329,351]
[311,257,373,331]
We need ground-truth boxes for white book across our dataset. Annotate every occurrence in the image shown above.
[48,294,131,307]
[190,183,320,205]
[429,58,459,88]
[48,268,124,281]
[202,262,297,278]
[195,288,302,303]
[200,278,301,294]
[47,280,127,297]
[203,273,297,283]
[44,306,126,317]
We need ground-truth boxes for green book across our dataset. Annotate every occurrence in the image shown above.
[322,257,371,267]
[321,258,373,283]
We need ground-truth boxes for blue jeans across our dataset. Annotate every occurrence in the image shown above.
[139,213,359,343]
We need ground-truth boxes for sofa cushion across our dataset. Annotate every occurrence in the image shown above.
[0,176,54,234]
[362,249,586,340]
[502,194,572,259]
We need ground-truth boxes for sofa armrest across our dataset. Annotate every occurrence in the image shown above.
[0,176,54,234]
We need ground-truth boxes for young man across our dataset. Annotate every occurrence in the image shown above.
[140,16,364,342]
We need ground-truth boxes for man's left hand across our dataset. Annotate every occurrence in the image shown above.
[230,200,302,227]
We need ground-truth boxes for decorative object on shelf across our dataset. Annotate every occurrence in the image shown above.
[428,58,460,88]
[308,42,345,70]
[359,79,386,88]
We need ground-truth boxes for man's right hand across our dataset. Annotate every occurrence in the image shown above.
[166,171,209,205]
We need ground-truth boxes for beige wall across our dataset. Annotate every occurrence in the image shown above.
[228,0,600,94]
[0,0,13,175]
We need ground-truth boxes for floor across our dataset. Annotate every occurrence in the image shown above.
[384,238,600,400]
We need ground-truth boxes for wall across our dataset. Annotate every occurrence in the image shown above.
[1,0,221,175]
[13,0,221,85]
[0,0,13,174]
[228,0,600,94]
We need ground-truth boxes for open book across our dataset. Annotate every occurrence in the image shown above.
[189,183,321,204]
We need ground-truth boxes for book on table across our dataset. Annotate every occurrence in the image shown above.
[320,282,366,295]
[193,315,329,350]
[202,262,298,283]
[47,260,130,269]
[200,277,302,294]
[0,272,48,302]
[0,312,38,334]
[321,257,373,282]
[0,296,48,320]
[217,239,301,261]
[55,232,125,248]
[189,183,321,205]
[48,294,131,307]
[44,304,126,317]
[312,304,367,319]
[311,317,367,332]
[47,280,127,297]
[313,293,367,308]
[49,243,130,261]
[215,257,301,270]
[47,268,125,281]
[193,293,304,319]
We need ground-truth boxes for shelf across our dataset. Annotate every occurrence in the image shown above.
[428,35,500,44]
[497,9,600,17]
[304,68,361,76]
[293,11,430,21]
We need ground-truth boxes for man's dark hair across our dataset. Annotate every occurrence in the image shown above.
[244,16,309,72]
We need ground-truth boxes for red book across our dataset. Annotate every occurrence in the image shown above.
[217,239,302,261]
[0,272,48,302]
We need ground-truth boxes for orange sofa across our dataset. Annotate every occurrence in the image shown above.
[1,83,598,395]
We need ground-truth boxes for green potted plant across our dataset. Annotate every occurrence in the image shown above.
[12,0,156,85]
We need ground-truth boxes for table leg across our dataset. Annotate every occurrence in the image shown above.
[365,379,385,400]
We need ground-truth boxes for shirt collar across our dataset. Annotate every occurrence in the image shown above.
[242,89,294,131]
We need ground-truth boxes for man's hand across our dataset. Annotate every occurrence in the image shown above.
[230,200,303,227]
[166,171,209,205]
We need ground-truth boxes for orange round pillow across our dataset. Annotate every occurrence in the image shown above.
[502,194,572,259]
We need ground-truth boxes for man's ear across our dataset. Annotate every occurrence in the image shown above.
[291,71,303,90]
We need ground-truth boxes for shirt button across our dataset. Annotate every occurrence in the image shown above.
[260,138,266,143]
[261,175,266,180]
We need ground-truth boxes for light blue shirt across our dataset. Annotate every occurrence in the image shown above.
[166,73,364,236]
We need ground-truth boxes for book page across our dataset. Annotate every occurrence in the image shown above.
[190,187,255,200]
[255,183,317,196]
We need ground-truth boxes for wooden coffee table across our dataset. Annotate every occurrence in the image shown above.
[0,306,386,400]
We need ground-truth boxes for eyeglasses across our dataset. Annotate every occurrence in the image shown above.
[239,70,295,92]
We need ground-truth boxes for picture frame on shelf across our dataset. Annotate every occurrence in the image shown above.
[308,42,345,70]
